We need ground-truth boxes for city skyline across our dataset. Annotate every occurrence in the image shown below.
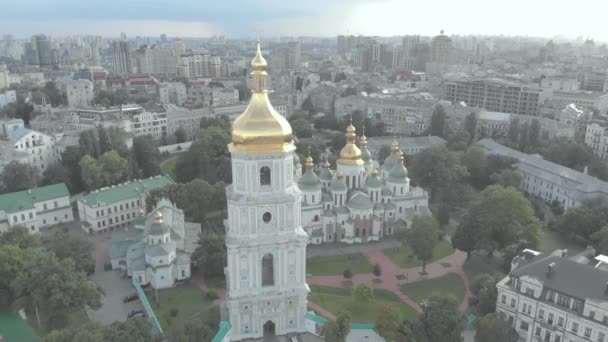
[0,0,607,41]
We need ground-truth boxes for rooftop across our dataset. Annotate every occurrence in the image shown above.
[0,183,70,214]
[79,175,174,207]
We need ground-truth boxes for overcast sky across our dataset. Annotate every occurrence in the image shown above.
[0,0,606,41]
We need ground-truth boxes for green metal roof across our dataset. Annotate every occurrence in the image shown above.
[0,183,70,214]
[298,170,321,191]
[212,321,232,342]
[149,222,170,235]
[361,146,372,162]
[305,311,327,324]
[346,192,373,209]
[329,178,347,192]
[365,175,382,188]
[79,176,174,206]
[319,168,333,180]
[389,163,408,179]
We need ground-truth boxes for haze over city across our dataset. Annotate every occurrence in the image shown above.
[0,0,607,40]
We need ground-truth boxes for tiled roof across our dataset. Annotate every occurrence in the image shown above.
[7,127,32,142]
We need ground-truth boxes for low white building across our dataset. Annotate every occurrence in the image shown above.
[132,111,168,139]
[110,199,199,289]
[77,175,175,233]
[497,250,608,342]
[0,90,16,109]
[0,183,74,234]
[66,79,94,108]
[159,82,187,106]
[585,121,608,161]
[1,126,61,174]
[478,139,608,209]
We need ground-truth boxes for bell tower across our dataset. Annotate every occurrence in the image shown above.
[224,42,309,341]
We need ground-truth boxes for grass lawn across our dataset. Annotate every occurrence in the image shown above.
[539,228,585,255]
[307,253,373,276]
[309,285,418,322]
[400,273,465,304]
[205,275,226,291]
[149,282,219,330]
[384,240,455,269]
[160,157,178,179]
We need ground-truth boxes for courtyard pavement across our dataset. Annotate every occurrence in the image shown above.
[306,248,471,313]
[86,270,144,325]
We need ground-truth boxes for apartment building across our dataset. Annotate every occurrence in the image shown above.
[497,250,608,342]
[77,175,175,233]
[66,79,94,108]
[178,54,221,79]
[0,183,73,234]
[585,121,608,160]
[0,124,61,174]
[547,91,608,113]
[478,139,608,209]
[131,111,167,139]
[442,76,542,116]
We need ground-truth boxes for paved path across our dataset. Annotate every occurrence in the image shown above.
[307,248,471,315]
[307,302,336,321]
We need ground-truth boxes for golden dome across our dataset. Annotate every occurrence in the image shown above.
[154,211,164,224]
[338,120,363,166]
[305,146,314,170]
[359,128,368,147]
[391,137,399,152]
[229,42,294,155]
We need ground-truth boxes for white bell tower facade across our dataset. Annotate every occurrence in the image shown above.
[224,42,309,341]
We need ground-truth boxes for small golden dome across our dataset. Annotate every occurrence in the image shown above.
[305,146,314,170]
[391,137,399,152]
[154,211,164,224]
[338,120,363,166]
[359,128,368,147]
[323,159,331,168]
[229,42,294,155]
[371,166,378,176]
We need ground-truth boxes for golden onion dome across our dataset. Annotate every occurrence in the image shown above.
[338,120,363,166]
[391,137,399,152]
[305,146,314,170]
[154,211,164,224]
[229,42,294,155]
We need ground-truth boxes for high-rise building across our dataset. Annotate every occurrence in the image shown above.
[430,30,452,64]
[178,54,221,78]
[224,43,308,340]
[287,41,301,70]
[66,79,94,108]
[111,41,132,74]
[160,34,167,43]
[30,34,52,66]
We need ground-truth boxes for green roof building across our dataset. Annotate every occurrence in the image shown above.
[0,183,73,234]
[77,175,174,233]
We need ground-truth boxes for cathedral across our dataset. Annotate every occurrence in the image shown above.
[296,127,430,245]
[224,43,309,340]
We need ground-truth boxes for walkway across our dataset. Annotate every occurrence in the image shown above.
[307,239,401,258]
[307,248,471,315]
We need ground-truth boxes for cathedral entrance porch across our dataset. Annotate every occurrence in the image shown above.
[263,320,276,341]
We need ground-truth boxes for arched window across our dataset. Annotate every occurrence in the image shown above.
[260,166,271,185]
[262,254,274,287]
[355,228,360,237]
[313,215,320,222]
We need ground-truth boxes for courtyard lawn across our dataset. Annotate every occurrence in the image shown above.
[306,253,373,276]
[205,275,226,291]
[160,157,178,179]
[150,282,219,330]
[400,273,466,304]
[0,311,40,342]
[309,285,418,322]
[539,228,585,256]
[384,240,455,269]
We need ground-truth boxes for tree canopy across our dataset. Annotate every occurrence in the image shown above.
[0,161,39,194]
[406,216,439,272]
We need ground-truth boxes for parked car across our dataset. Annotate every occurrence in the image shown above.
[127,309,145,318]
[122,293,138,303]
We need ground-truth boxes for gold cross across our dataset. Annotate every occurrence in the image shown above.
[254,26,264,42]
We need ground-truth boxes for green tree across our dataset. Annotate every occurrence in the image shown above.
[44,322,105,342]
[0,161,39,193]
[79,154,104,190]
[518,122,529,152]
[99,150,128,185]
[447,130,471,151]
[102,317,153,342]
[490,169,522,188]
[463,145,488,189]
[475,313,518,342]
[592,225,608,255]
[413,295,465,342]
[406,216,438,272]
[132,135,161,178]
[0,226,40,248]
[452,213,481,259]
[175,126,230,183]
[0,244,34,308]
[191,231,226,279]
[12,253,101,329]
[291,118,313,138]
[79,129,101,159]
[45,232,95,275]
[507,117,520,146]
[464,112,477,144]
[528,118,541,149]
[408,146,468,201]
[429,105,447,137]
[97,126,113,155]
[167,318,214,342]
[375,303,402,341]
[41,163,69,187]
[61,146,85,193]
[324,311,351,342]
[174,127,187,143]
[457,185,542,256]
[437,204,450,227]
[351,284,373,303]
[378,145,392,163]
[43,81,67,106]
[471,274,498,315]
